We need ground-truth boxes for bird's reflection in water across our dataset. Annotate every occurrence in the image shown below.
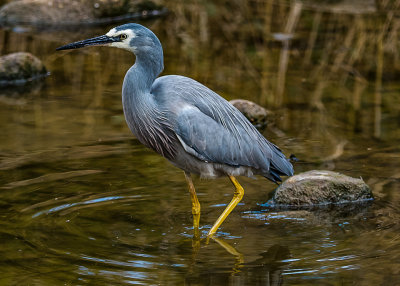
[189,233,291,285]
[243,244,291,285]
[211,236,244,273]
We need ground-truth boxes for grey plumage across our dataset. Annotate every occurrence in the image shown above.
[57,23,293,182]
[118,24,293,182]
[151,75,293,182]
[56,23,293,236]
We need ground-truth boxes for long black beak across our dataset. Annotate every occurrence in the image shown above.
[56,35,118,51]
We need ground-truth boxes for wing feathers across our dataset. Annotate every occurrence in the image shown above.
[152,75,294,179]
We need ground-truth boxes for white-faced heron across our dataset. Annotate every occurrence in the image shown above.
[57,23,294,237]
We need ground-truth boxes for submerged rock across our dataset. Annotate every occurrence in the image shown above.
[268,170,373,207]
[230,99,271,129]
[0,52,47,86]
[0,0,166,26]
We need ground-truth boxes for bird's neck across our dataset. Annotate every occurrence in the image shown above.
[122,49,164,115]
[130,50,164,93]
[121,50,164,133]
[121,51,176,159]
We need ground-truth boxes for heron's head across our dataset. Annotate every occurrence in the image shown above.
[56,23,162,55]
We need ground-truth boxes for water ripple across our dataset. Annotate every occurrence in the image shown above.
[31,194,144,218]
[80,255,159,269]
[283,269,319,275]
[316,255,357,262]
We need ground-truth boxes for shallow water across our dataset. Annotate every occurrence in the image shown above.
[1,1,400,285]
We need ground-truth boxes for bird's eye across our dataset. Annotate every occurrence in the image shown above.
[119,34,127,40]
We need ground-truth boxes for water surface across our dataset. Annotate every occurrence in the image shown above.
[1,1,399,285]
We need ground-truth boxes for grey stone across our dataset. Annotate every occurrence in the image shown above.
[230,99,271,129]
[0,52,47,86]
[269,170,373,207]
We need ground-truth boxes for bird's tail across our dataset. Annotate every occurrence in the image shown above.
[264,145,294,183]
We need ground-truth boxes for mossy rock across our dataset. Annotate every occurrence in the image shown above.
[0,52,47,86]
[230,99,271,129]
[0,0,165,25]
[268,170,373,207]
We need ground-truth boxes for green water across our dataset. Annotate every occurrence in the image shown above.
[1,1,399,285]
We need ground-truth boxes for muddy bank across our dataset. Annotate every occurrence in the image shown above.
[0,0,166,26]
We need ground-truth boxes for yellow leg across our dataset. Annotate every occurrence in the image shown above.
[207,175,244,237]
[184,172,201,233]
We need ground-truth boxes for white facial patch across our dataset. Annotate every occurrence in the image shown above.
[106,28,136,39]
[105,28,117,37]
[105,28,137,51]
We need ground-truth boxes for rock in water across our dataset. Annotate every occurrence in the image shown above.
[269,170,373,207]
[0,52,47,86]
[230,99,270,129]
